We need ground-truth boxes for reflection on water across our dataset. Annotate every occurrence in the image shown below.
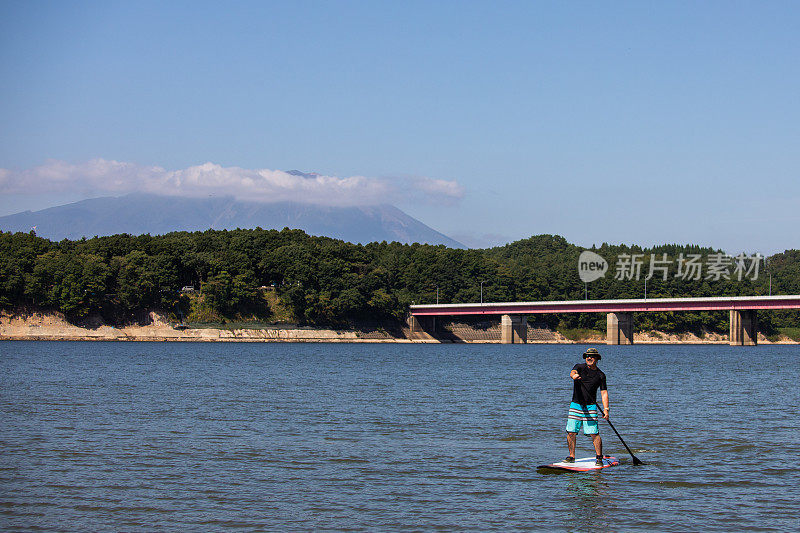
[565,475,610,530]
[1,341,800,531]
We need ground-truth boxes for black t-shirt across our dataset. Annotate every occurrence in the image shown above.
[572,363,607,406]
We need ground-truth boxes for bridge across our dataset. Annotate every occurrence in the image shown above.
[408,295,800,345]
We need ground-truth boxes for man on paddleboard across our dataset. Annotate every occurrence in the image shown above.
[565,347,609,466]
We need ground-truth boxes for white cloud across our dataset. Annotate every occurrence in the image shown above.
[0,159,465,207]
[411,177,465,205]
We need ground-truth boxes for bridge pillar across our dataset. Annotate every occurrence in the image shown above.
[408,315,436,332]
[501,314,527,344]
[607,312,634,345]
[730,310,758,346]
[407,315,437,341]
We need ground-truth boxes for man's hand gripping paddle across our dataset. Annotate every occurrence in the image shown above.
[580,380,644,466]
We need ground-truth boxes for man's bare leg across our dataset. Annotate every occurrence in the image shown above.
[591,434,603,456]
[566,432,577,458]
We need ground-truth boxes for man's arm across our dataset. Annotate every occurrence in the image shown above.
[600,390,610,419]
[570,369,581,380]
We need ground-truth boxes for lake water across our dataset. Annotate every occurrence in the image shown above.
[1,341,799,531]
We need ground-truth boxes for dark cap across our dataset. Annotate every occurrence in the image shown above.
[583,348,601,360]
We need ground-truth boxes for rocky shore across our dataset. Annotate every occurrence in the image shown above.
[1,310,796,344]
[0,311,419,343]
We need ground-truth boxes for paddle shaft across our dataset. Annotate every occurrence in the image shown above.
[578,379,644,465]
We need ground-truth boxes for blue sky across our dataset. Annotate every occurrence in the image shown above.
[1,1,799,252]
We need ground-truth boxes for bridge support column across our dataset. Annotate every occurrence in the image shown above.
[730,310,758,346]
[408,315,436,332]
[501,314,527,344]
[607,312,634,345]
[407,315,437,341]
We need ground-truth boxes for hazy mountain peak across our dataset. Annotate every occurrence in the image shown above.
[285,170,321,179]
[0,193,465,247]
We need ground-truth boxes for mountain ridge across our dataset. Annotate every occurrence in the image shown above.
[0,193,465,247]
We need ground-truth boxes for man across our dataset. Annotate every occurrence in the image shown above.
[565,347,609,466]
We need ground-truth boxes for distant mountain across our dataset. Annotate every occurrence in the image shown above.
[0,193,465,247]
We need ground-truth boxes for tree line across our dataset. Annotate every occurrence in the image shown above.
[1,229,798,333]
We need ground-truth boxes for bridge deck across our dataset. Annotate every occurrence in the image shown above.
[410,295,800,316]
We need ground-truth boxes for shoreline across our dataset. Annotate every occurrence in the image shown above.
[2,310,796,344]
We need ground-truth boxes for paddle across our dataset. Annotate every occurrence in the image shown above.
[579,380,644,466]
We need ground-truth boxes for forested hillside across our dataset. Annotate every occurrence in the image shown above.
[1,229,798,334]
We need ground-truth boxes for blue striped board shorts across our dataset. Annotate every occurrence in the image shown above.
[566,402,599,435]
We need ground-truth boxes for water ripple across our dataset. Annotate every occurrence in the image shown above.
[2,341,800,531]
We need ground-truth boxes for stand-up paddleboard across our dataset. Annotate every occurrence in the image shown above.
[537,456,619,472]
